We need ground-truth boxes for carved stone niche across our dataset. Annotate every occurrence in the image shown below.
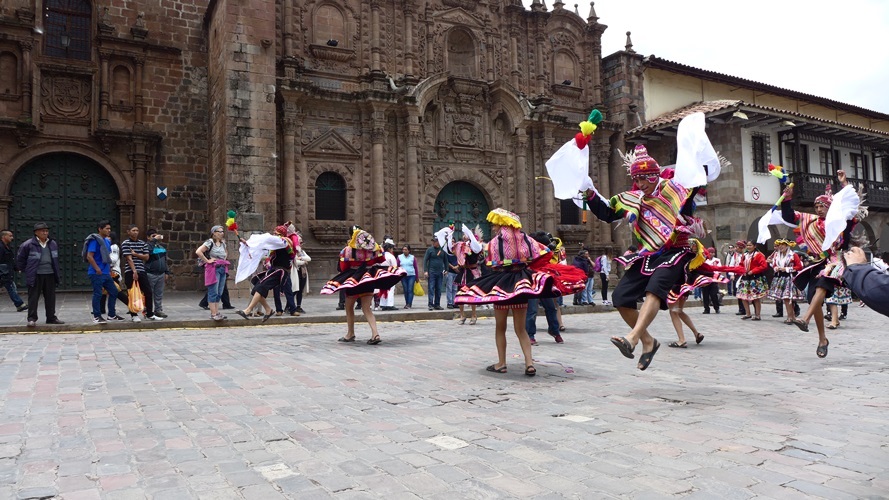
[311,223,349,245]
[443,0,478,9]
[551,83,583,99]
[309,44,356,62]
[557,224,591,245]
[449,77,485,97]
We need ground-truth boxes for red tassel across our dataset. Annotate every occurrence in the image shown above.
[574,132,590,149]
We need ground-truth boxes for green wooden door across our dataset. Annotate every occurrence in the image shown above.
[9,153,120,290]
[433,181,491,240]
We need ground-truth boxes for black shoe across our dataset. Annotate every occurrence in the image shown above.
[46,318,65,325]
[222,305,235,310]
[735,312,745,315]
[434,306,444,310]
[772,314,783,318]
[199,305,210,310]
[715,309,720,314]
[336,305,345,310]
[702,310,710,314]
[839,313,846,320]
[296,307,306,314]
[428,307,434,311]
[825,313,832,321]
[16,305,27,312]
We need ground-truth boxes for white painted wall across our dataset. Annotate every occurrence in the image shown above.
[739,127,782,205]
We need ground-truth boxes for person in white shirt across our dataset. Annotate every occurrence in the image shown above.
[598,251,612,305]
[702,248,722,314]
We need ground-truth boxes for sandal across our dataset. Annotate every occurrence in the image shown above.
[694,333,704,345]
[792,318,809,332]
[816,340,829,358]
[458,317,466,325]
[752,316,761,321]
[262,311,273,323]
[469,317,477,325]
[486,364,507,373]
[610,337,635,359]
[827,324,838,330]
[637,339,661,371]
[525,365,536,377]
[337,336,356,342]
[783,319,793,324]
[367,336,382,345]
[668,341,687,348]
[741,315,752,320]
[235,310,249,320]
[559,325,566,332]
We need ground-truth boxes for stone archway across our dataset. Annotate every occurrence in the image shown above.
[433,181,491,240]
[9,153,120,290]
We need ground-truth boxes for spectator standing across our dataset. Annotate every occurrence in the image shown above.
[573,249,595,305]
[598,250,612,304]
[292,240,311,314]
[121,225,161,321]
[445,250,459,308]
[196,225,230,320]
[146,228,170,318]
[0,230,27,312]
[377,243,399,311]
[85,220,126,323]
[16,222,64,326]
[423,237,448,310]
[398,245,418,309]
[701,248,722,314]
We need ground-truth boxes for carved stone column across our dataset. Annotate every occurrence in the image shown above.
[542,128,556,233]
[509,27,520,88]
[99,51,110,126]
[404,4,415,78]
[134,57,144,127]
[425,7,434,71]
[371,123,386,233]
[515,129,529,220]
[485,28,495,81]
[535,29,546,96]
[18,41,32,120]
[282,104,301,223]
[406,115,421,243]
[370,0,381,73]
[596,146,612,245]
[129,149,151,229]
[283,0,293,58]
[0,196,11,229]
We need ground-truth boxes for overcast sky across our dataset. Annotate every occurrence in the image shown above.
[521,0,889,114]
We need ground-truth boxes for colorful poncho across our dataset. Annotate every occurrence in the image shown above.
[609,179,691,253]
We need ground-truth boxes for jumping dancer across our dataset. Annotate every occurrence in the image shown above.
[781,170,863,357]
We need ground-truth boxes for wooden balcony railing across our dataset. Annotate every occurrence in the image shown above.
[788,172,889,209]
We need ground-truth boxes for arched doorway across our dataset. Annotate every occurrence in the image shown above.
[9,153,120,290]
[433,181,490,240]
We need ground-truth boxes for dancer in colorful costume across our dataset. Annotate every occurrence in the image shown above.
[454,224,483,325]
[766,239,804,324]
[547,112,722,370]
[234,224,293,322]
[455,209,584,376]
[321,226,406,344]
[780,170,862,357]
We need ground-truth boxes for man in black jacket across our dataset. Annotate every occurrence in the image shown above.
[842,247,889,318]
[0,230,27,312]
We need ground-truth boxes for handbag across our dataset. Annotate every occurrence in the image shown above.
[128,281,145,314]
[413,281,425,297]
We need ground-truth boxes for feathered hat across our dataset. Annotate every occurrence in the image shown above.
[348,225,377,250]
[814,183,833,207]
[621,145,661,178]
[487,208,522,229]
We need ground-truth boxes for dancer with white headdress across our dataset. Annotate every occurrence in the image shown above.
[546,111,723,370]
[454,224,483,325]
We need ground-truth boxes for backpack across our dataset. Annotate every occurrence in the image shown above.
[592,256,603,273]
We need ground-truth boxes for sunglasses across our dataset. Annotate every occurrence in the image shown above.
[632,174,660,183]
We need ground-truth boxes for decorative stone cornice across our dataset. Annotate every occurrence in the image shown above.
[308,44,356,62]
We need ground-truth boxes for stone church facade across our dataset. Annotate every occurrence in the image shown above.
[0,0,621,290]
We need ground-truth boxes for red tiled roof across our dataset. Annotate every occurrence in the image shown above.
[628,100,889,139]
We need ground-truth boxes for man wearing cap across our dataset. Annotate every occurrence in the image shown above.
[16,222,64,326]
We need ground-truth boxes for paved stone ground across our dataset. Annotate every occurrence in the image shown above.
[1,302,887,499]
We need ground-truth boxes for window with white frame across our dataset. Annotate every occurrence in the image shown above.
[850,153,867,180]
[818,148,840,176]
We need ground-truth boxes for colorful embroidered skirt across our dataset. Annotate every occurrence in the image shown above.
[667,270,727,305]
[736,275,769,301]
[767,273,805,301]
[320,265,406,297]
[825,285,852,305]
